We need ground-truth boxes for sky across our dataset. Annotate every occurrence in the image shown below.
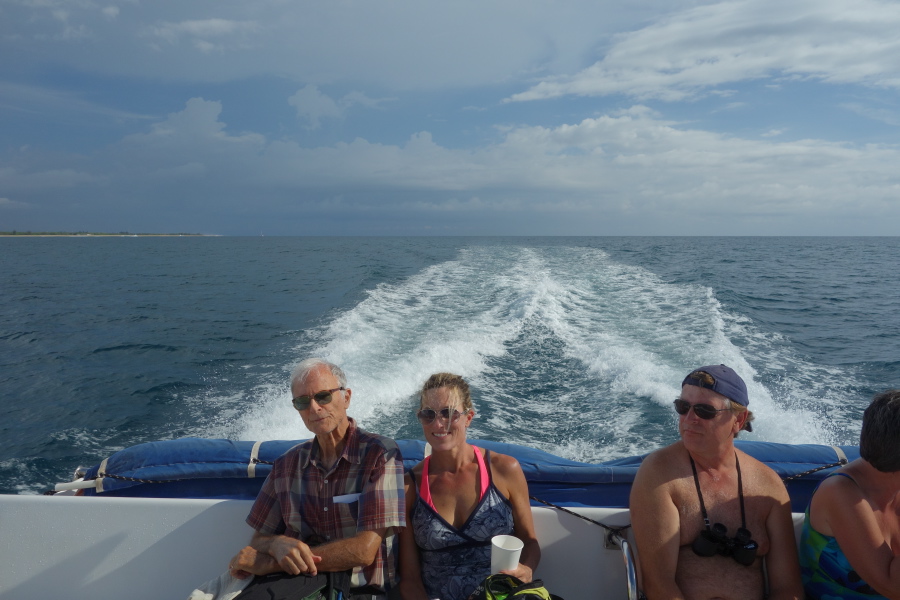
[1,0,899,235]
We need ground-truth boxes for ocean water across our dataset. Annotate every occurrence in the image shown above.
[1,236,898,495]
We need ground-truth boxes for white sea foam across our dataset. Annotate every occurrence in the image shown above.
[229,244,860,461]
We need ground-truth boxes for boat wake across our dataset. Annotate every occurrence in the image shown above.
[220,245,857,462]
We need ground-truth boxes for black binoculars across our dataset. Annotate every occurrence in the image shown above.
[691,523,759,566]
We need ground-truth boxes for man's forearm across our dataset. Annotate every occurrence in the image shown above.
[249,531,285,555]
[313,530,383,572]
[250,531,321,575]
[247,530,383,574]
[230,544,283,577]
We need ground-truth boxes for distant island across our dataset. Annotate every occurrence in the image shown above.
[0,231,209,237]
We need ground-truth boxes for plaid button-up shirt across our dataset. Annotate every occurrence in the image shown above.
[246,418,405,592]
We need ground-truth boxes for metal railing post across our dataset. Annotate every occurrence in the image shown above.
[607,531,638,600]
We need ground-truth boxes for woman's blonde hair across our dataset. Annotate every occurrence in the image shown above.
[420,372,473,412]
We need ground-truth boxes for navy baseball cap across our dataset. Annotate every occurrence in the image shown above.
[681,364,749,407]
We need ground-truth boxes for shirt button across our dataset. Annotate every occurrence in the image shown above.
[324,479,328,484]
[324,507,328,512]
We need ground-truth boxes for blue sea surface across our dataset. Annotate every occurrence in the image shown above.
[1,236,898,494]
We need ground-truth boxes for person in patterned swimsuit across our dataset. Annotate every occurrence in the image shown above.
[800,389,900,600]
[399,373,540,600]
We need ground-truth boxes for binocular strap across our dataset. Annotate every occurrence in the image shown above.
[689,451,747,532]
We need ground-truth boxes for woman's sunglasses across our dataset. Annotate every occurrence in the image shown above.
[673,399,732,420]
[292,387,345,411]
[417,407,466,424]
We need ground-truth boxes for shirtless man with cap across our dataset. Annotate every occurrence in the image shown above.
[630,364,802,600]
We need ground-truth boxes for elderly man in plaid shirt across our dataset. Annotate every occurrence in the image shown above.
[227,358,406,599]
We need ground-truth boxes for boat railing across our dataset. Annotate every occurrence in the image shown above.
[531,497,639,599]
[606,529,639,600]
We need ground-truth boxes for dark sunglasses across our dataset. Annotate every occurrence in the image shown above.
[416,407,465,424]
[292,387,345,411]
[673,399,732,420]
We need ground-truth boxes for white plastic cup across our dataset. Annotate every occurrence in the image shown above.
[490,534,524,574]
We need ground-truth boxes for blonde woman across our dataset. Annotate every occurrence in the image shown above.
[399,373,540,600]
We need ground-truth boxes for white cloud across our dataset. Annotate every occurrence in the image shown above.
[0,197,28,209]
[3,168,100,192]
[3,1,899,234]
[147,18,256,41]
[46,7,89,40]
[0,81,153,120]
[260,105,900,227]
[288,85,342,130]
[288,85,391,129]
[10,98,890,232]
[114,97,265,168]
[509,0,900,102]
[0,0,678,87]
[840,102,900,127]
[340,91,391,110]
[143,18,260,53]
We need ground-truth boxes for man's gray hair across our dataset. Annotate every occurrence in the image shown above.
[290,358,348,389]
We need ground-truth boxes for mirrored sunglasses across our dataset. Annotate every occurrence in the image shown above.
[292,387,344,411]
[673,399,732,420]
[417,407,465,424]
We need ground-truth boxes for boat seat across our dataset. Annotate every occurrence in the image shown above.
[0,494,806,600]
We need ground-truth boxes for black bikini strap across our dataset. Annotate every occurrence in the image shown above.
[689,452,746,531]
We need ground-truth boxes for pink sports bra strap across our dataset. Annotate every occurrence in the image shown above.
[421,455,435,511]
[474,446,490,498]
[420,446,489,513]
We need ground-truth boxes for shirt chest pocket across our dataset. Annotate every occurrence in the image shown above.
[333,492,361,521]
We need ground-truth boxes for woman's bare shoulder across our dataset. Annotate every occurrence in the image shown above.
[407,460,425,479]
[484,450,528,489]
[486,449,522,472]
[813,469,865,503]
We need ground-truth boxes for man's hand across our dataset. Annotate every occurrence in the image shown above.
[267,536,323,576]
[228,545,279,579]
